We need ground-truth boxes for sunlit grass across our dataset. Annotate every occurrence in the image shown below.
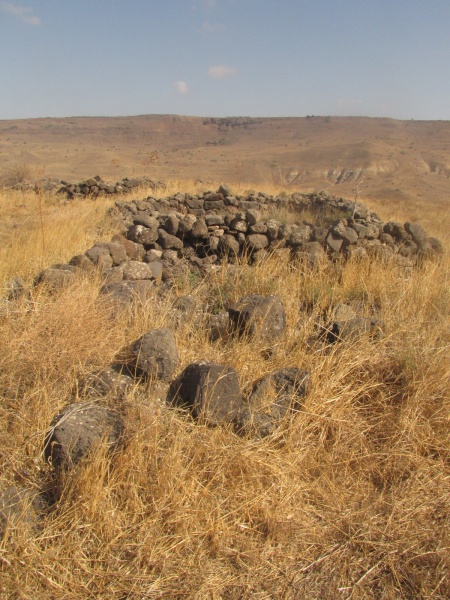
[0,181,449,598]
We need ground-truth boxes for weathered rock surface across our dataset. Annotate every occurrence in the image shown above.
[82,366,134,400]
[100,280,155,306]
[168,362,242,425]
[325,317,385,342]
[35,264,80,291]
[44,403,125,470]
[236,368,310,437]
[0,486,49,535]
[229,295,286,344]
[129,328,179,381]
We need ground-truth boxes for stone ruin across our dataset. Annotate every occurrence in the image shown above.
[0,185,445,531]
[30,184,443,295]
[9,174,166,198]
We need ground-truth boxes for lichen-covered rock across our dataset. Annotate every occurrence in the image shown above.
[287,223,312,247]
[122,261,159,281]
[127,223,159,245]
[246,233,269,251]
[82,366,134,400]
[44,403,125,470]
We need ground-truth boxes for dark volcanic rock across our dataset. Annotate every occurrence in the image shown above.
[219,233,240,256]
[168,362,242,425]
[129,328,179,382]
[229,294,286,344]
[44,403,125,470]
[325,317,385,342]
[0,486,49,535]
[236,368,310,437]
[405,221,427,244]
[82,366,134,400]
[35,265,80,291]
[100,280,155,305]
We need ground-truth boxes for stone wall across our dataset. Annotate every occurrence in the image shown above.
[8,175,166,198]
[19,186,441,300]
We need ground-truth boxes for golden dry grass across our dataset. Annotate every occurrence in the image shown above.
[0,182,449,599]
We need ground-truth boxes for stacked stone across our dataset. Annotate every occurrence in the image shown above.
[111,186,443,268]
[56,176,166,199]
[31,187,444,299]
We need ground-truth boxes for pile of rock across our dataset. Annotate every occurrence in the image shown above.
[109,186,443,268]
[3,175,166,197]
[56,176,166,199]
[16,187,440,305]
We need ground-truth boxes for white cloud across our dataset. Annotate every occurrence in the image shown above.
[174,80,190,95]
[1,1,41,25]
[208,65,237,79]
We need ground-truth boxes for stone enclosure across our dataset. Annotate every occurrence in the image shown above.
[1,185,444,532]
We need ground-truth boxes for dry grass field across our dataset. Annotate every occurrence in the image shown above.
[0,177,449,599]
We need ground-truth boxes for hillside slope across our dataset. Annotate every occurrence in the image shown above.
[1,115,449,211]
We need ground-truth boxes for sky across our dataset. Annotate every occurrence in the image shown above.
[1,0,449,121]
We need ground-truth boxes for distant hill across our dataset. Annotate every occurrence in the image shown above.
[1,114,449,208]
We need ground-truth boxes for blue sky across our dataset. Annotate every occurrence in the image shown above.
[1,0,449,120]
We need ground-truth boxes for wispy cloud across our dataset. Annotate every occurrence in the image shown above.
[1,1,41,25]
[174,80,190,95]
[202,20,221,33]
[208,65,237,80]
